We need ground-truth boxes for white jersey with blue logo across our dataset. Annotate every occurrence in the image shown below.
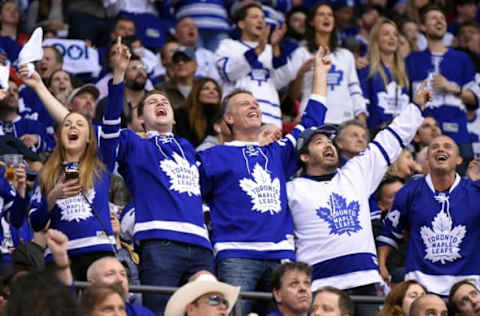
[215,38,292,127]
[287,101,423,291]
[289,47,367,124]
[377,175,480,296]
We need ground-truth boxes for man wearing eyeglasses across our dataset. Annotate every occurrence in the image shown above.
[165,271,240,316]
[448,280,480,316]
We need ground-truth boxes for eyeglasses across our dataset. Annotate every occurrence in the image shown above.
[195,295,229,309]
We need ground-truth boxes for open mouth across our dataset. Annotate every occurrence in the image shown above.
[156,108,167,117]
[324,150,335,158]
[68,134,79,141]
[247,111,259,119]
[435,154,448,161]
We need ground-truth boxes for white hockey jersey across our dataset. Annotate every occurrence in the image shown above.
[287,101,424,291]
[215,39,292,127]
[289,47,367,124]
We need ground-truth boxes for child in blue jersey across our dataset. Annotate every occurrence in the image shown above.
[19,38,130,281]
[197,47,331,315]
[359,18,410,131]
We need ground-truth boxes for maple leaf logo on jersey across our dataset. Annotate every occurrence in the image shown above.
[239,164,281,215]
[160,152,200,196]
[420,211,466,264]
[378,81,409,115]
[316,193,362,236]
[57,188,95,222]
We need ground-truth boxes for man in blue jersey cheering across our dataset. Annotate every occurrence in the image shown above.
[286,81,431,315]
[198,47,330,315]
[378,134,480,296]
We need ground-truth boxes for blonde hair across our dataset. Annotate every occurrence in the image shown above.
[368,18,409,90]
[39,112,105,195]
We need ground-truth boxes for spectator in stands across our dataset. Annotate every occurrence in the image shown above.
[197,46,331,316]
[48,70,73,105]
[87,257,155,316]
[449,0,478,36]
[215,2,290,128]
[457,21,480,51]
[386,149,420,181]
[0,1,24,63]
[95,55,147,128]
[311,286,354,316]
[19,46,63,130]
[170,0,230,52]
[409,294,447,316]
[268,262,312,316]
[358,18,410,131]
[81,284,127,316]
[413,116,442,151]
[155,39,179,84]
[378,280,427,316]
[65,84,99,121]
[399,34,412,59]
[156,46,198,109]
[287,81,430,315]
[448,279,480,316]
[174,77,222,147]
[165,271,240,316]
[355,5,381,59]
[405,4,480,174]
[290,2,367,125]
[335,120,369,166]
[0,79,54,153]
[174,17,221,83]
[378,135,480,296]
[400,18,420,52]
[66,0,116,47]
[22,39,129,281]
[195,108,231,152]
[281,6,307,57]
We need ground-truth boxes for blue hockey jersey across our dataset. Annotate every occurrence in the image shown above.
[28,80,123,260]
[116,131,211,251]
[405,48,480,144]
[377,174,480,295]
[358,64,410,131]
[197,95,327,261]
[0,116,55,153]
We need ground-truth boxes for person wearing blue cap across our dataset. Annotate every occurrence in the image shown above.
[286,81,432,316]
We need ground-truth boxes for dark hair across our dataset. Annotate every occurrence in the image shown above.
[314,286,354,316]
[305,2,338,54]
[272,262,312,293]
[112,15,136,33]
[6,271,81,316]
[378,280,427,316]
[81,284,125,316]
[138,89,171,117]
[420,4,446,24]
[375,175,404,202]
[458,20,480,33]
[43,46,64,65]
[448,279,479,316]
[185,77,222,142]
[234,2,263,25]
[47,69,72,89]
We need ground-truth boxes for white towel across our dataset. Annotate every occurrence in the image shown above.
[18,27,44,77]
[0,60,10,91]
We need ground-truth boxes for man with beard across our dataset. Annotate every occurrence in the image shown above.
[0,79,54,153]
[405,4,480,173]
[95,55,147,132]
[286,81,431,315]
[87,257,155,316]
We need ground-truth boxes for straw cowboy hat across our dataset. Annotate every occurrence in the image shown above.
[165,273,240,316]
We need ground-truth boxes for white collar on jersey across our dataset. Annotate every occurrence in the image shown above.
[225,140,260,147]
[146,131,174,139]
